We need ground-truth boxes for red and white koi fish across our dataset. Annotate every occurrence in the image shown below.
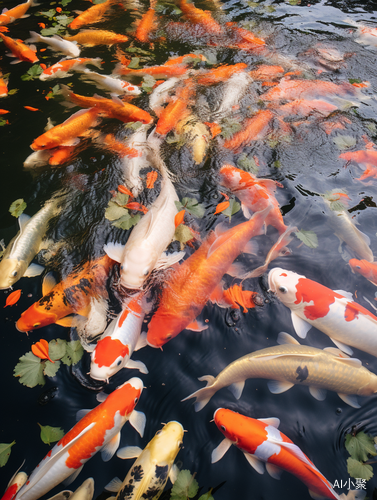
[79,70,141,96]
[15,378,145,500]
[0,0,38,26]
[343,18,377,47]
[1,471,28,500]
[349,258,377,286]
[0,32,38,63]
[212,408,341,500]
[90,292,148,382]
[149,77,180,117]
[219,164,287,234]
[39,58,102,81]
[26,31,80,58]
[268,267,377,357]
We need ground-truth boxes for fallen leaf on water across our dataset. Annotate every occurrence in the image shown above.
[4,289,21,307]
[214,201,230,214]
[0,441,15,467]
[9,199,26,218]
[175,209,185,228]
[146,170,158,189]
[118,185,133,197]
[38,424,64,445]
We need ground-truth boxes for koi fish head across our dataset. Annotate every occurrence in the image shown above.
[213,408,252,444]
[31,136,55,151]
[107,377,144,419]
[0,258,27,289]
[268,268,304,308]
[349,258,372,278]
[219,164,255,191]
[147,421,184,464]
[90,335,130,381]
[16,304,58,332]
[147,309,188,348]
[120,247,158,289]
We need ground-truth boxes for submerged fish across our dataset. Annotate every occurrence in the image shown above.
[183,332,376,410]
[107,421,184,500]
[79,70,141,95]
[222,110,274,151]
[175,113,210,164]
[1,471,28,500]
[212,408,342,500]
[0,193,65,289]
[268,267,377,357]
[349,258,377,286]
[14,378,145,500]
[62,30,128,47]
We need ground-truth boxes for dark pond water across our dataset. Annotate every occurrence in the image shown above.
[2,0,377,499]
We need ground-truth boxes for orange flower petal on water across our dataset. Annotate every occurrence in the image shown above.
[38,23,46,29]
[175,209,185,228]
[146,170,158,189]
[219,191,229,201]
[0,109,9,114]
[0,26,9,32]
[118,185,133,197]
[24,106,39,112]
[56,7,62,12]
[214,201,230,214]
[31,339,54,363]
[40,48,47,52]
[125,202,148,214]
[4,289,21,308]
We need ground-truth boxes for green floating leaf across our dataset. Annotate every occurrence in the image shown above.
[333,134,357,150]
[198,491,214,500]
[21,64,43,81]
[295,230,318,249]
[171,470,199,500]
[49,338,66,361]
[193,48,217,65]
[41,26,62,36]
[220,118,242,140]
[105,204,129,221]
[0,441,15,467]
[46,84,61,100]
[39,9,57,19]
[176,197,205,218]
[142,74,156,93]
[61,340,84,366]
[349,78,362,84]
[128,57,140,69]
[9,199,26,218]
[125,121,143,131]
[174,224,193,250]
[55,14,73,25]
[43,359,61,377]
[113,213,141,230]
[237,154,258,174]
[345,431,377,462]
[113,192,129,206]
[8,88,18,96]
[222,199,241,221]
[14,352,45,388]
[347,457,374,481]
[38,424,65,445]
[61,0,73,6]
[0,118,8,126]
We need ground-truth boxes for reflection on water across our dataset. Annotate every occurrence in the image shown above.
[2,0,377,499]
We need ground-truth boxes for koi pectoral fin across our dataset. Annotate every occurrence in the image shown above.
[125,358,148,374]
[23,263,44,278]
[185,319,208,332]
[104,477,123,493]
[267,380,294,394]
[330,337,354,355]
[116,445,143,460]
[228,380,245,400]
[266,462,282,480]
[63,465,83,486]
[243,452,265,474]
[129,409,146,438]
[211,438,233,463]
[169,464,180,484]
[291,312,312,339]
[101,433,121,462]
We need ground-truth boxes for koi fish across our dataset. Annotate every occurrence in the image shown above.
[339,149,377,181]
[0,193,65,289]
[39,58,102,81]
[343,18,377,47]
[212,71,253,120]
[107,421,184,500]
[248,64,285,81]
[79,70,141,95]
[14,378,145,500]
[210,283,259,312]
[104,137,184,289]
[268,267,377,357]
[149,77,180,117]
[134,6,158,43]
[115,54,205,79]
[120,124,151,196]
[47,478,94,500]
[0,32,38,63]
[62,30,128,47]
[1,471,28,500]
[31,108,101,150]
[224,22,266,48]
[196,63,247,86]
[16,255,114,332]
[90,291,148,382]
[60,86,152,124]
[184,331,377,410]
[68,0,116,30]
[179,0,223,34]
[94,133,139,159]
[349,258,377,286]
[175,113,210,164]
[147,207,270,348]
[156,78,196,136]
[219,164,287,234]
[273,99,338,118]
[0,71,8,96]
[26,32,80,57]
[222,109,274,152]
[212,408,341,500]
[0,0,38,26]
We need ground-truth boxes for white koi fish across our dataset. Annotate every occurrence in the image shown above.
[39,58,102,81]
[149,77,180,117]
[79,70,141,96]
[106,421,184,500]
[268,267,377,357]
[14,378,145,500]
[104,131,184,289]
[90,291,148,382]
[213,71,253,120]
[120,124,151,197]
[26,32,80,57]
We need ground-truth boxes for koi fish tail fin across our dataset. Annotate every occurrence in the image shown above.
[25,31,42,44]
[339,490,366,500]
[59,84,77,109]
[181,375,216,412]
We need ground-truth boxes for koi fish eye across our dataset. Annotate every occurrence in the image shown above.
[33,322,41,328]
[156,430,162,436]
[166,334,172,340]
[11,271,18,277]
[117,359,122,366]
[356,265,361,269]
[178,441,183,449]
[278,286,288,293]
[134,397,139,404]
[143,268,150,276]
[220,425,226,432]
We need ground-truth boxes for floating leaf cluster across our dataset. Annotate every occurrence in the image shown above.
[170,470,214,500]
[345,430,377,481]
[105,191,142,230]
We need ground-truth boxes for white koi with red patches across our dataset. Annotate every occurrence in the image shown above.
[15,378,145,500]
[268,267,377,357]
[90,292,148,381]
[39,58,102,81]
[79,70,141,96]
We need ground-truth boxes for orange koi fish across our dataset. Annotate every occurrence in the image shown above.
[14,378,145,500]
[16,255,114,332]
[0,0,37,26]
[339,149,377,182]
[116,53,205,78]
[349,259,377,286]
[223,110,274,152]
[273,99,338,118]
[0,108,9,114]
[0,71,8,97]
[179,0,223,34]
[48,144,86,166]
[211,283,259,313]
[147,207,270,348]
[0,32,38,63]
[212,409,342,500]
[61,86,153,124]
[94,133,140,158]
[196,63,247,86]
[39,57,102,81]
[219,164,287,234]
[224,22,265,47]
[155,78,196,136]
[248,65,285,81]
[31,108,101,150]
[63,29,128,47]
[135,7,158,43]
[261,77,361,103]
[68,0,116,30]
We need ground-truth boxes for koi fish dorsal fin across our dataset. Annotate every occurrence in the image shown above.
[104,477,123,493]
[291,312,312,339]
[211,437,233,463]
[277,332,300,345]
[116,445,143,459]
[101,432,120,462]
[257,417,280,428]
